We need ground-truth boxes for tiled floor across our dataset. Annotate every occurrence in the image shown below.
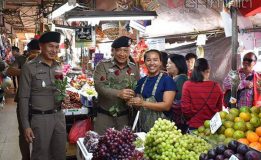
[0,91,78,160]
[0,95,22,160]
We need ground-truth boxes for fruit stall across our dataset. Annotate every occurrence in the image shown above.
[74,106,261,160]
[58,64,98,158]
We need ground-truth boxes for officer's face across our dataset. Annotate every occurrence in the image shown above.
[112,47,130,65]
[145,51,162,76]
[40,42,60,61]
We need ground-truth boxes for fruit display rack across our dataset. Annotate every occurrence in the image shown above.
[76,138,92,160]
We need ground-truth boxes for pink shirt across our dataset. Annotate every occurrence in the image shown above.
[223,69,254,107]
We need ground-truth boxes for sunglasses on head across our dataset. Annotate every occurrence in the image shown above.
[243,58,256,63]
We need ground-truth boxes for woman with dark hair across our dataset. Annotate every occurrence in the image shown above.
[167,54,188,133]
[160,51,168,71]
[181,58,223,130]
[128,49,177,132]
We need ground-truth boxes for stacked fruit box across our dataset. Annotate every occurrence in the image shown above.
[76,138,92,160]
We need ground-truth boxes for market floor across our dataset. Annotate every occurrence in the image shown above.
[0,92,22,160]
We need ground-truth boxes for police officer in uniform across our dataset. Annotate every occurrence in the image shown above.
[26,39,41,61]
[19,32,66,160]
[6,39,40,160]
[93,36,140,134]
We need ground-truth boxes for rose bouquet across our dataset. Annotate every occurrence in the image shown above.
[100,68,137,117]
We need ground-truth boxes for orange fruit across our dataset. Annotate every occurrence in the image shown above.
[259,137,261,143]
[255,126,261,136]
[249,142,261,151]
[238,138,249,145]
[246,130,254,137]
[239,112,251,122]
[234,117,244,122]
[247,132,259,143]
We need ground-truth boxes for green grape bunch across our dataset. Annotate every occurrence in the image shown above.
[144,118,211,160]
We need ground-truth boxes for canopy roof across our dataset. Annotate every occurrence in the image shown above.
[145,0,261,37]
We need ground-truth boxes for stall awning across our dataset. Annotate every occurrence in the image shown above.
[239,0,261,17]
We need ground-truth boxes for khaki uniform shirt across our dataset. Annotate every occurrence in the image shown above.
[18,55,61,129]
[94,59,140,112]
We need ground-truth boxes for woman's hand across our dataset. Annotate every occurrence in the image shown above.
[128,97,144,107]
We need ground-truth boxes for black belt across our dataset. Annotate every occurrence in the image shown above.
[97,107,128,117]
[31,108,61,115]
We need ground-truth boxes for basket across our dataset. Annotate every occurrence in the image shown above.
[101,23,119,40]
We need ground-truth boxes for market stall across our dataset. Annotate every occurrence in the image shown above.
[76,108,261,160]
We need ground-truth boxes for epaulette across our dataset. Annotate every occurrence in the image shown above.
[100,59,112,63]
[27,58,38,64]
[129,61,136,66]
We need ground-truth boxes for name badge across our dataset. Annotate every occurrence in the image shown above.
[42,81,46,88]
[108,69,115,73]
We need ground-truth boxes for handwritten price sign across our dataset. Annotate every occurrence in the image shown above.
[229,155,239,160]
[210,112,222,134]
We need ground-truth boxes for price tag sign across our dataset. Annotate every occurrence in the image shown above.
[229,155,239,160]
[210,112,222,134]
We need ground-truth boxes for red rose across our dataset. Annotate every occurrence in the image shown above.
[114,70,120,76]
[126,68,132,75]
[55,74,64,80]
[100,76,106,81]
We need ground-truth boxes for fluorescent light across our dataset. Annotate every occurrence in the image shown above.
[65,11,157,22]
[48,2,78,19]
[54,24,75,31]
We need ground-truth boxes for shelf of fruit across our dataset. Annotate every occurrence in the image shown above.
[68,74,97,107]
[193,106,261,155]
[70,74,94,90]
[77,119,212,160]
[61,90,89,116]
[78,128,144,160]
[200,140,261,160]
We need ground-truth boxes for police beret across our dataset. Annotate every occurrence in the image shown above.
[39,31,61,43]
[27,39,40,51]
[111,36,132,48]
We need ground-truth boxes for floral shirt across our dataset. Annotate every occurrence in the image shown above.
[223,69,254,107]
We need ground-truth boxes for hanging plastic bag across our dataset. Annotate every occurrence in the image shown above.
[68,118,92,144]
[253,72,261,107]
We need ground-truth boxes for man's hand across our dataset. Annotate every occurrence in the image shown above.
[245,81,253,89]
[6,67,21,76]
[127,97,144,107]
[24,128,35,143]
[117,89,135,101]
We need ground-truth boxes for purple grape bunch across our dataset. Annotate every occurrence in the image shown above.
[93,127,144,160]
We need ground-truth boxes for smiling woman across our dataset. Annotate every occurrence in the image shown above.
[128,49,177,132]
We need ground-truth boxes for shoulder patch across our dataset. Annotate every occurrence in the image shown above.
[101,59,111,63]
[129,62,136,66]
[27,59,37,64]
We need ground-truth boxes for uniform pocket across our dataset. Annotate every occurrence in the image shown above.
[35,72,51,87]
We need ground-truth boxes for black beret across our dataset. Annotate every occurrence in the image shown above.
[111,36,132,48]
[39,31,61,43]
[27,39,40,51]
